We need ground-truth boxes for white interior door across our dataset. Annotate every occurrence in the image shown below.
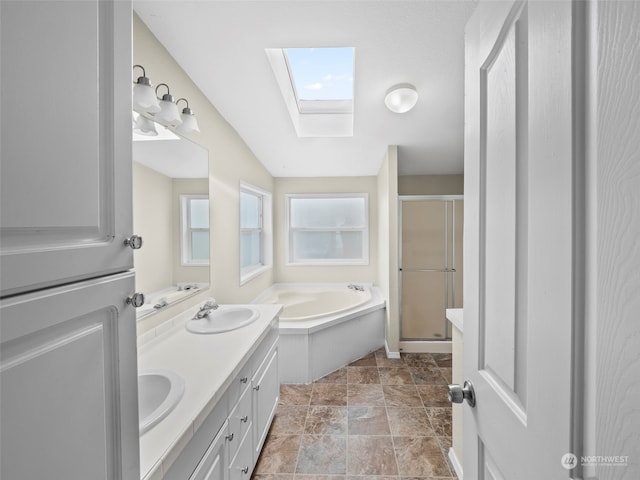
[463,1,582,478]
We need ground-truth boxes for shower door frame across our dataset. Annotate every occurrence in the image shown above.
[398,195,463,352]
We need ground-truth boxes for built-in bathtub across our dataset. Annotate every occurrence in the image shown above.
[254,284,386,384]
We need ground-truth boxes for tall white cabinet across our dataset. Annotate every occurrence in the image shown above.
[0,1,140,479]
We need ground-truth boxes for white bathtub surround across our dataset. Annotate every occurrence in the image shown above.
[137,303,282,480]
[254,283,386,383]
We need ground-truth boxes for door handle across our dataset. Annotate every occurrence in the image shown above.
[448,380,476,407]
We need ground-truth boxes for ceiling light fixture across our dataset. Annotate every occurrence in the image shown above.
[154,83,182,126]
[384,83,418,113]
[132,65,161,114]
[175,98,200,134]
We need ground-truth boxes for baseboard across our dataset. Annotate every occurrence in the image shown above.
[384,340,401,359]
[448,447,463,479]
[399,340,453,353]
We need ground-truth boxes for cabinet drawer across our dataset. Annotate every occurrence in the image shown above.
[228,430,253,480]
[227,361,252,408]
[227,385,252,461]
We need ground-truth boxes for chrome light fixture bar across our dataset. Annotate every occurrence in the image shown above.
[132,65,160,114]
[132,65,200,135]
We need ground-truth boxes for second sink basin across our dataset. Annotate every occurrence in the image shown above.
[186,306,259,334]
[139,369,185,435]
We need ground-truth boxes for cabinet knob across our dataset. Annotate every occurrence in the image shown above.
[241,467,249,475]
[253,385,260,391]
[126,293,145,308]
[225,432,234,442]
[240,415,248,423]
[240,376,248,384]
[124,235,143,250]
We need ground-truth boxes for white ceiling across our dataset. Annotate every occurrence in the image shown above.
[133,0,478,177]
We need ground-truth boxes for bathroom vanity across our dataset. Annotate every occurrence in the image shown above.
[138,304,282,480]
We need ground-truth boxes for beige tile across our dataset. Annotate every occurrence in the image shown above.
[439,367,453,383]
[426,407,452,437]
[409,365,448,385]
[310,383,348,406]
[431,353,453,367]
[255,434,302,474]
[382,385,423,407]
[347,367,380,384]
[270,405,308,435]
[387,407,435,436]
[402,353,438,368]
[347,406,390,435]
[347,436,398,476]
[347,384,385,406]
[393,436,452,477]
[315,368,348,384]
[296,435,347,474]
[280,384,313,405]
[417,385,452,408]
[305,406,348,435]
[378,367,414,385]
[349,352,377,367]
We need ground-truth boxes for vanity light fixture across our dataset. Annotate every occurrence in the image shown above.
[132,65,161,114]
[133,112,158,136]
[175,98,200,134]
[384,83,419,113]
[154,83,182,126]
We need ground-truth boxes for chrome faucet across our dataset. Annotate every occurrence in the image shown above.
[194,298,219,319]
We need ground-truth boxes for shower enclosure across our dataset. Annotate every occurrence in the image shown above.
[399,196,463,341]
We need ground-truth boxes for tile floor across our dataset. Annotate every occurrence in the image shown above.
[252,348,457,480]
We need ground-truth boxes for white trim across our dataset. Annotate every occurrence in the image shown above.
[239,182,272,285]
[398,340,452,354]
[385,340,401,359]
[448,448,463,479]
[285,193,369,266]
[180,194,210,266]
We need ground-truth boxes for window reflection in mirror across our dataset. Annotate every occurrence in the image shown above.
[132,115,209,319]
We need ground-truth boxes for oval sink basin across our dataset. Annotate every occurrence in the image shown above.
[186,306,259,334]
[138,370,185,435]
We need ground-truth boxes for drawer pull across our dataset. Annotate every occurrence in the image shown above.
[241,467,249,474]
[226,433,234,442]
[241,415,248,423]
[240,376,248,384]
[253,385,260,391]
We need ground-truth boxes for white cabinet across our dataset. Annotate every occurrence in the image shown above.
[167,327,279,480]
[0,0,134,297]
[252,342,279,460]
[190,422,229,480]
[0,272,139,480]
[0,1,139,479]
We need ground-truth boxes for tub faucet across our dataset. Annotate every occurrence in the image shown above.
[194,298,219,319]
[348,284,365,292]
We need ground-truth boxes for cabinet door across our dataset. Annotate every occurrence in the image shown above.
[0,272,139,480]
[229,431,253,480]
[190,422,229,480]
[252,345,279,460]
[0,0,134,296]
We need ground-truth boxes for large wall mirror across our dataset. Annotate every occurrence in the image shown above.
[132,114,210,319]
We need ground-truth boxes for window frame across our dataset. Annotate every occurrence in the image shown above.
[180,194,210,266]
[285,193,369,266]
[240,182,272,284]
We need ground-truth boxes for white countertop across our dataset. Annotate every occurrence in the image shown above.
[137,303,282,480]
[446,308,464,332]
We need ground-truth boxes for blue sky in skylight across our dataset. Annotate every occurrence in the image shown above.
[285,47,354,101]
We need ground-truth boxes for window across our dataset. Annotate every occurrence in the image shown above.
[286,194,369,265]
[240,183,272,284]
[180,195,209,265]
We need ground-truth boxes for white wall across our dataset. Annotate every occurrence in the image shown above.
[273,176,378,284]
[134,14,275,312]
[377,147,399,355]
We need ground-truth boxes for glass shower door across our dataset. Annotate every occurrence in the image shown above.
[400,198,462,340]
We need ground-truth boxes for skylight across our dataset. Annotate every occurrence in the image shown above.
[266,47,355,137]
[284,47,354,109]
